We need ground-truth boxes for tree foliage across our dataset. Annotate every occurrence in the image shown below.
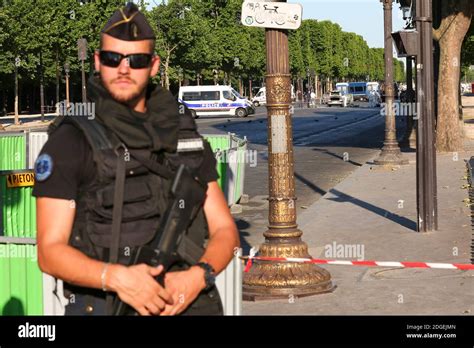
[0,0,403,113]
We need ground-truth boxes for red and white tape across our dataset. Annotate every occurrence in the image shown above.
[241,256,474,273]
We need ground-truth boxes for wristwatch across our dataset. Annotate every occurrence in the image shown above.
[195,262,216,291]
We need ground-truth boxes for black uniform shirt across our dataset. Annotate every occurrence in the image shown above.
[32,124,219,200]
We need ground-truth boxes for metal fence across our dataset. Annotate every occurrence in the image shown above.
[215,249,243,315]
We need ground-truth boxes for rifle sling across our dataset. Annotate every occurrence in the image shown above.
[106,145,127,315]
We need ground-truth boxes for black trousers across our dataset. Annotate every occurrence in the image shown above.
[64,284,224,316]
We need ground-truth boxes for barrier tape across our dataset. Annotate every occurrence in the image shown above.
[240,256,474,272]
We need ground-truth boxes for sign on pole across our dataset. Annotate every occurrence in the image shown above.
[241,1,302,30]
[6,171,35,188]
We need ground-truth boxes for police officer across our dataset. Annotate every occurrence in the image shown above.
[33,3,239,316]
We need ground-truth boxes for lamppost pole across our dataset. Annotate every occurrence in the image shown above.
[374,0,408,166]
[78,38,88,103]
[213,69,219,85]
[64,63,70,109]
[178,67,183,88]
[243,0,334,300]
[249,77,253,98]
[14,56,20,126]
[39,50,45,122]
[401,56,417,148]
[415,0,437,231]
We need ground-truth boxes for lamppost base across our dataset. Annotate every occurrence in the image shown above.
[243,229,335,301]
[374,144,409,166]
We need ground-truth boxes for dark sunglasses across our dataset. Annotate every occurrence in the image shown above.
[99,51,153,69]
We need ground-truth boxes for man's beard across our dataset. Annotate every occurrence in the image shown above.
[105,78,146,105]
[109,88,143,104]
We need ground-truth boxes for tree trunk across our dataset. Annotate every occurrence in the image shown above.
[433,0,472,152]
[164,52,171,90]
[314,74,318,99]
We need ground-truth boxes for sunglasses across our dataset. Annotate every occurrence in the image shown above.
[99,51,153,69]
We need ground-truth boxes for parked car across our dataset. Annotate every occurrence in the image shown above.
[327,90,353,107]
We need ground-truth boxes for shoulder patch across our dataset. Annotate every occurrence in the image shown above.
[177,138,204,152]
[34,153,54,182]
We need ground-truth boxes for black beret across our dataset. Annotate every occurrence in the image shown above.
[101,2,155,41]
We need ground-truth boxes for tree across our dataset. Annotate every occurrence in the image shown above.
[433,0,473,152]
[368,48,385,81]
[394,59,406,83]
[0,0,123,115]
[148,0,204,89]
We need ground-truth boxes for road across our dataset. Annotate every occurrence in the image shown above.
[0,114,56,127]
[196,104,398,252]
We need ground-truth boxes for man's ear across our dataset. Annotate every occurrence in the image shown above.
[150,56,160,78]
[94,51,101,72]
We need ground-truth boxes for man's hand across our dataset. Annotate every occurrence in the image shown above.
[160,266,206,316]
[107,263,174,316]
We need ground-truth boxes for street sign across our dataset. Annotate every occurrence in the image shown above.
[392,30,419,58]
[241,1,302,30]
[6,171,35,188]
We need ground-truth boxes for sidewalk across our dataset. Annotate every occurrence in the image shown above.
[242,146,474,315]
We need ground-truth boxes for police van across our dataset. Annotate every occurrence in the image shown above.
[348,82,380,101]
[179,86,255,118]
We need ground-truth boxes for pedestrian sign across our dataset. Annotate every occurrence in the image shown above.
[6,171,35,188]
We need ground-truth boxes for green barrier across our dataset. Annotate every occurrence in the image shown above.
[0,132,42,316]
[0,134,25,170]
[1,183,36,238]
[204,135,231,192]
[0,244,42,315]
[204,134,247,206]
[205,135,231,153]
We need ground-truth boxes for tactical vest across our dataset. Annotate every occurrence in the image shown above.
[48,111,211,271]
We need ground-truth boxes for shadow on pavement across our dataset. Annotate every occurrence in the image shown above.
[327,188,417,231]
[235,219,254,254]
[311,147,363,167]
[294,172,327,196]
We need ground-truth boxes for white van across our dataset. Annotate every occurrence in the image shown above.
[252,86,296,107]
[179,85,255,118]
